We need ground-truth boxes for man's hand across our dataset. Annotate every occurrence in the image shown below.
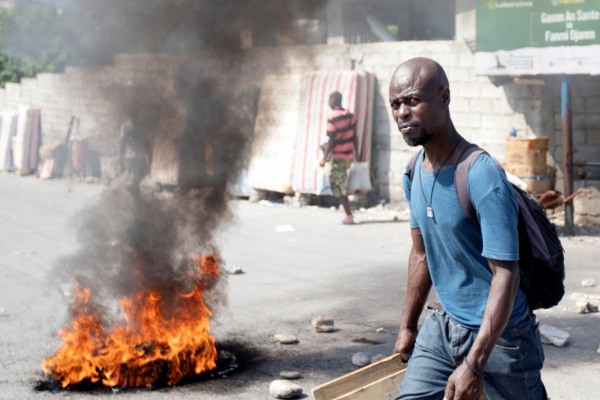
[444,363,483,400]
[319,159,326,168]
[394,327,418,361]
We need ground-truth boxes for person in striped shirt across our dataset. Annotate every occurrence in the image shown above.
[320,91,359,225]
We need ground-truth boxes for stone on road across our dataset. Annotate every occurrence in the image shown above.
[280,371,302,380]
[312,316,334,333]
[539,324,570,347]
[228,265,244,275]
[269,380,303,399]
[576,301,598,313]
[274,334,299,345]
[581,278,596,287]
[576,301,591,314]
[352,352,370,367]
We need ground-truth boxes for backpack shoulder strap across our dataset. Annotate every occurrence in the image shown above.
[404,150,422,183]
[455,145,487,229]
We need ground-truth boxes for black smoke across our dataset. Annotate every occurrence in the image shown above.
[49,0,328,322]
[54,0,328,65]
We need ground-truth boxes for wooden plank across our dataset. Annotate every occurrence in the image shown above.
[313,353,488,400]
[333,369,406,400]
[312,354,406,400]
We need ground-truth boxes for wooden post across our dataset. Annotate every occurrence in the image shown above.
[561,76,575,235]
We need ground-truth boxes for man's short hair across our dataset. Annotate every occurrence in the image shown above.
[330,91,342,105]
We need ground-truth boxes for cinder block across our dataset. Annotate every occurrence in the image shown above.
[448,67,471,82]
[514,99,531,114]
[318,54,346,68]
[471,75,491,84]
[399,52,425,64]
[458,50,474,68]
[570,77,600,96]
[503,83,529,99]
[576,145,600,164]
[554,129,564,147]
[482,143,505,160]
[554,114,563,130]
[459,82,481,99]
[574,113,600,130]
[553,96,562,113]
[450,97,469,112]
[467,113,481,128]
[587,129,600,145]
[451,111,469,128]
[586,97,600,114]
[480,84,504,99]
[504,114,528,131]
[468,98,492,113]
[373,66,393,82]
[573,130,587,145]
[481,115,504,129]
[363,52,382,66]
[491,98,512,115]
[5,83,21,96]
[468,128,492,143]
[428,53,457,69]
[380,51,403,67]
[571,96,586,111]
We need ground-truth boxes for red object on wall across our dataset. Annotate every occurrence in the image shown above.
[70,136,88,174]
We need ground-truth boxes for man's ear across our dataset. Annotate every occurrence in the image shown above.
[440,87,450,109]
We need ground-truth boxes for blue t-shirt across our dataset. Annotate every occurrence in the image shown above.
[404,152,529,329]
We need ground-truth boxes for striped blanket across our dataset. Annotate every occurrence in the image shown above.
[292,71,374,194]
[247,75,303,194]
[0,112,18,172]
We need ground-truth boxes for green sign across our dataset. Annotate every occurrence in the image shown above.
[476,0,600,75]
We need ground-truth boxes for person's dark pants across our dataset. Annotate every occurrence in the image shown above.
[126,158,148,197]
[396,308,546,400]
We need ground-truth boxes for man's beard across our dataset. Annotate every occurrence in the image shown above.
[403,128,433,147]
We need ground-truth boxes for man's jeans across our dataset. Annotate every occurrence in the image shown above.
[396,308,546,400]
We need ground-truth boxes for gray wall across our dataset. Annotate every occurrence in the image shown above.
[0,40,598,221]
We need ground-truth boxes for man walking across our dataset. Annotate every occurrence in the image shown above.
[320,91,359,225]
[120,109,151,197]
[390,58,545,400]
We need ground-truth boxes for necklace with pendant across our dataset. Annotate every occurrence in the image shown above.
[418,139,461,218]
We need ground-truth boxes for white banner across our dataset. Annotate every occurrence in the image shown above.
[475,44,600,75]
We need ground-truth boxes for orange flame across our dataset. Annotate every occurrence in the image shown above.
[43,254,220,388]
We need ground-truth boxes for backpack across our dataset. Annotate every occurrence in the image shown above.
[405,145,565,310]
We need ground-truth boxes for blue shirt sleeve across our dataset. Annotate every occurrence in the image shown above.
[403,164,419,229]
[467,155,519,261]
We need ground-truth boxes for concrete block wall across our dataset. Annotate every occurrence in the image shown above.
[0,67,119,146]
[0,40,597,219]
[345,40,549,203]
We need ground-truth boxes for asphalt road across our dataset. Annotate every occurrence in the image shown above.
[0,174,598,400]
